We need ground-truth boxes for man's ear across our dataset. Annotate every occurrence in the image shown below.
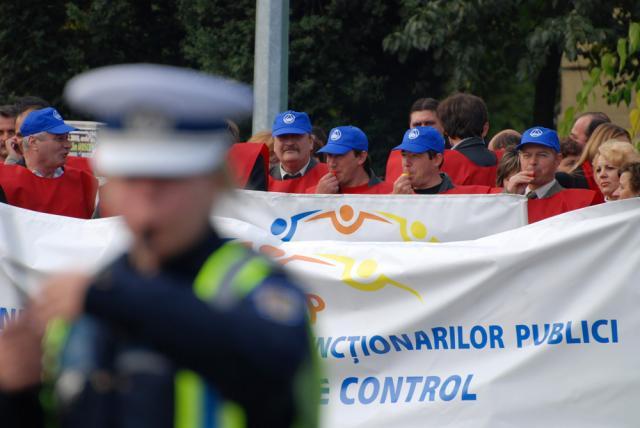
[435,152,444,169]
[357,151,368,166]
[482,122,490,138]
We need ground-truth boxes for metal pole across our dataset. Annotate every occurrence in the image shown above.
[252,0,289,134]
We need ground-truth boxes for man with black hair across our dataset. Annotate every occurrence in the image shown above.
[310,126,391,194]
[409,98,443,135]
[570,112,610,147]
[0,105,16,161]
[392,127,455,194]
[436,93,496,167]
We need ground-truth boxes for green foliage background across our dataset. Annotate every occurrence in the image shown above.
[1,1,639,170]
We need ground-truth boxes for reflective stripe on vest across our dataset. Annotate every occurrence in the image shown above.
[174,241,272,428]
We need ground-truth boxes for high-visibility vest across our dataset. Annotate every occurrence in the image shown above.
[45,242,319,428]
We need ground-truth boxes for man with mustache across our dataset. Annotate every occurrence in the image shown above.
[268,110,328,193]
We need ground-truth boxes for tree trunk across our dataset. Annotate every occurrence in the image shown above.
[533,46,562,128]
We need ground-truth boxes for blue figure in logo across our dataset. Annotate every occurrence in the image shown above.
[270,210,321,242]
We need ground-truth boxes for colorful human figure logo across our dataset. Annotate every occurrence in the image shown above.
[317,254,423,302]
[305,205,390,235]
[376,211,439,242]
[270,210,321,241]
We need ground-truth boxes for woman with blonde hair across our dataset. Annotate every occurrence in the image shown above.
[593,140,640,201]
[566,123,631,187]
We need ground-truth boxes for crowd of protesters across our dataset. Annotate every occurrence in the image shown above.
[0,92,639,223]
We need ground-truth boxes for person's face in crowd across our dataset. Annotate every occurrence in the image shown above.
[557,154,579,173]
[518,144,562,187]
[593,155,621,200]
[273,133,313,172]
[409,110,443,135]
[0,116,15,159]
[103,173,224,264]
[32,132,72,169]
[401,150,443,188]
[325,150,367,187]
[612,172,639,200]
[570,116,591,147]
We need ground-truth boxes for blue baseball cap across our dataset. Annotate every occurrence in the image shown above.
[317,126,368,155]
[517,127,560,152]
[20,107,77,137]
[393,126,445,153]
[272,110,312,136]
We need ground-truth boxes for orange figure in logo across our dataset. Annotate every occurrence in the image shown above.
[305,205,390,235]
[317,254,423,302]
[259,245,334,266]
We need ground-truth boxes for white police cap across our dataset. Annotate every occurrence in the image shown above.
[64,63,253,177]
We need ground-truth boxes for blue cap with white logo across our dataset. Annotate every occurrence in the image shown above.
[317,126,368,155]
[20,107,77,137]
[272,110,312,137]
[64,63,253,177]
[393,126,445,154]
[517,127,560,152]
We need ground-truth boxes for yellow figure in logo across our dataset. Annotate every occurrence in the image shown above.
[375,211,439,242]
[318,254,423,302]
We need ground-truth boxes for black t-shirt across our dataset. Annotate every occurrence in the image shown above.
[414,183,444,194]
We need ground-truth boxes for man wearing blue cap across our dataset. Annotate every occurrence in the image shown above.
[505,127,564,198]
[268,110,328,193]
[0,107,98,219]
[392,126,456,194]
[309,126,391,194]
[19,107,76,177]
[0,65,318,428]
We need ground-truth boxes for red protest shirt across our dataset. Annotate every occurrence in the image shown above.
[226,143,269,189]
[268,162,329,194]
[385,149,498,187]
[527,188,599,223]
[0,164,98,219]
[444,185,503,194]
[306,179,393,195]
[441,150,498,187]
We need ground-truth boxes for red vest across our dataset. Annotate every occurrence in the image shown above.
[579,160,605,204]
[268,163,329,194]
[441,150,497,186]
[385,150,403,183]
[306,180,393,195]
[226,143,269,188]
[444,185,503,194]
[385,149,498,186]
[527,189,598,223]
[65,156,93,174]
[0,165,98,219]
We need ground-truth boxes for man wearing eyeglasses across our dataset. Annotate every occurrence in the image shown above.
[0,107,97,218]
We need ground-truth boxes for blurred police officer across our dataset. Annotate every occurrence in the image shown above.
[0,64,318,428]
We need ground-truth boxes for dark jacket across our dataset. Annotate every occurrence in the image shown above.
[453,137,497,167]
[414,173,455,194]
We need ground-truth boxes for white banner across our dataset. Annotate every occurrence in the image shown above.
[215,190,528,242]
[1,198,639,426]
